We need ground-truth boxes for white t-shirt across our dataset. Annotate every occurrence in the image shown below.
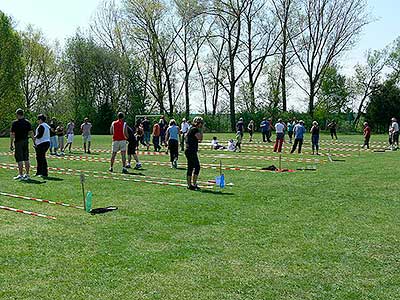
[181,122,189,134]
[211,139,219,147]
[228,141,235,151]
[35,123,51,145]
[392,122,399,133]
[275,123,285,133]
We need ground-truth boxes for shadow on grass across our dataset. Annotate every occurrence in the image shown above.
[43,176,64,181]
[21,179,46,185]
[200,189,234,196]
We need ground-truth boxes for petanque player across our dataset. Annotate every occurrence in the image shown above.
[291,120,306,154]
[56,122,65,155]
[152,121,161,152]
[247,120,255,142]
[273,119,285,153]
[126,123,142,170]
[34,114,51,178]
[391,117,399,149]
[310,121,320,155]
[10,109,34,180]
[166,119,180,168]
[80,117,92,154]
[109,112,129,173]
[141,116,151,151]
[260,117,270,143]
[64,119,75,153]
[328,120,338,140]
[362,122,371,149]
[180,118,190,151]
[185,116,204,190]
[49,117,58,155]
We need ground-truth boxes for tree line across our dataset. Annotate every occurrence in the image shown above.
[1,0,400,134]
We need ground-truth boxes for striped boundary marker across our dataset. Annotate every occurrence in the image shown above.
[0,191,83,210]
[0,164,215,190]
[0,205,56,220]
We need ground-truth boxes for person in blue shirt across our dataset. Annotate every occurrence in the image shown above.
[290,120,306,154]
[260,117,271,142]
[166,119,180,168]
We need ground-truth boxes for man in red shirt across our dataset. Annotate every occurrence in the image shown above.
[362,122,371,149]
[109,112,129,173]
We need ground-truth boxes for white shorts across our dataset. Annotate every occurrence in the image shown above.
[112,140,127,153]
[67,134,74,143]
[83,135,91,143]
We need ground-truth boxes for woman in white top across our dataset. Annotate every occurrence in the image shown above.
[34,114,51,177]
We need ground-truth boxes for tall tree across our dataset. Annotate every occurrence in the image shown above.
[289,0,369,116]
[0,11,24,132]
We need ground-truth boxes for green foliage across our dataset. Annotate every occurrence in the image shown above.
[0,11,24,133]
[365,79,400,133]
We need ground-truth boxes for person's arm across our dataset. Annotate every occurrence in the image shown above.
[35,125,44,139]
[165,127,170,143]
[195,130,203,143]
[110,122,114,135]
[123,123,128,140]
[10,132,15,151]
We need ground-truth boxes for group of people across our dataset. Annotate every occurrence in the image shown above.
[9,109,205,191]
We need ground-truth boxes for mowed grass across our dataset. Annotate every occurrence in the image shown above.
[0,132,399,300]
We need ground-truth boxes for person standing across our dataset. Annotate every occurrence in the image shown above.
[10,109,34,180]
[310,121,320,155]
[159,116,168,148]
[152,121,161,152]
[109,112,128,173]
[80,117,92,154]
[236,117,245,137]
[141,117,151,151]
[49,117,58,155]
[56,122,65,156]
[247,120,255,142]
[260,118,270,143]
[391,117,399,149]
[362,122,371,149]
[185,116,204,190]
[291,120,306,154]
[126,123,142,170]
[287,120,295,144]
[64,119,75,153]
[166,119,180,168]
[34,114,51,178]
[273,119,285,153]
[328,120,338,140]
[267,118,273,142]
[180,118,190,151]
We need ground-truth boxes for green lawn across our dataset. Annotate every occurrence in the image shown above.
[0,133,399,300]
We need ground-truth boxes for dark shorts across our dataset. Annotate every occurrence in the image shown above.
[15,139,29,162]
[128,140,137,155]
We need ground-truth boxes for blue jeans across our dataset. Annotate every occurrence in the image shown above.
[312,135,319,152]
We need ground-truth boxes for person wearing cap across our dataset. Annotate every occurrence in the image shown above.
[80,117,92,154]
[362,122,371,149]
[34,114,51,177]
[247,120,255,142]
[291,120,306,154]
[273,119,285,153]
[109,112,129,173]
[236,117,245,137]
[310,121,320,155]
[10,109,34,180]
[180,118,190,151]
[185,116,204,190]
[391,117,399,149]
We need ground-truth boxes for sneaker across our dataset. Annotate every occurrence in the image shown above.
[23,174,30,181]
[109,167,113,173]
[134,163,142,169]
[13,174,23,180]
[126,164,131,169]
[61,152,65,156]
[122,168,128,174]
[187,185,196,190]
[193,185,201,191]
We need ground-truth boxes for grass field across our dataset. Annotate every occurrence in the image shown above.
[0,132,399,300]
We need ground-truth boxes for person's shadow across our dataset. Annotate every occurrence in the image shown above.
[43,176,64,181]
[21,179,46,185]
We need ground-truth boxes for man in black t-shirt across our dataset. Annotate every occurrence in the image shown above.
[185,116,204,190]
[49,117,58,155]
[10,109,34,180]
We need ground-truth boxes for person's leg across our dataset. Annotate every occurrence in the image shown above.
[267,130,272,142]
[121,151,127,168]
[110,152,117,169]
[17,161,23,176]
[24,160,30,176]
[298,139,303,154]
[192,154,200,187]
[41,142,50,177]
[83,138,87,153]
[88,141,91,153]
[330,130,334,140]
[262,132,267,143]
[291,139,298,153]
[185,151,194,187]
[273,137,278,152]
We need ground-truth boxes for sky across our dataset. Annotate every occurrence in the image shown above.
[1,0,399,110]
